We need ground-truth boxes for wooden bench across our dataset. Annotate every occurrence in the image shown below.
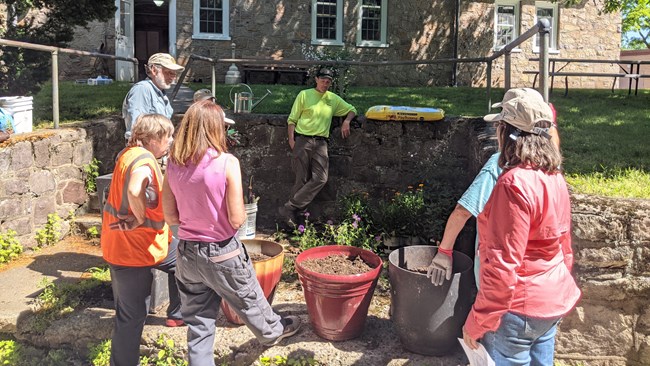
[241,63,308,85]
[523,70,646,96]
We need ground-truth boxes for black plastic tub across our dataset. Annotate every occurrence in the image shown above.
[388,245,473,356]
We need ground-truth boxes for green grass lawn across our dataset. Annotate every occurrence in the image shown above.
[33,81,650,198]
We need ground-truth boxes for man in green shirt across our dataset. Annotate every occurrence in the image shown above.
[279,68,357,225]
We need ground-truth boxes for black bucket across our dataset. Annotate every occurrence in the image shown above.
[388,245,473,356]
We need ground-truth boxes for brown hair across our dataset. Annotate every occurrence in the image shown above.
[169,100,228,166]
[128,114,174,147]
[497,120,563,173]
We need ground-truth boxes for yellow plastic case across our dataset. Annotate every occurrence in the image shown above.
[365,105,445,122]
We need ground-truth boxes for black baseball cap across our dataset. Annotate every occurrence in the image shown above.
[316,68,334,79]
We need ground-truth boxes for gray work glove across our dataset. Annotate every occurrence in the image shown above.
[426,251,453,286]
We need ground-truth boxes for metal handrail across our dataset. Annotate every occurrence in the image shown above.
[0,38,139,128]
[175,20,550,112]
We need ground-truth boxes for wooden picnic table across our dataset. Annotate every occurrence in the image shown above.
[525,58,650,96]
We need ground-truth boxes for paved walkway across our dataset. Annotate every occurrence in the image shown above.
[0,237,105,333]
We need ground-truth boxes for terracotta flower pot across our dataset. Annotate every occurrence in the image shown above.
[221,239,285,325]
[295,245,382,341]
[388,245,473,356]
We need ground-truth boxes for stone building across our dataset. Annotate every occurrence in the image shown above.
[60,0,621,89]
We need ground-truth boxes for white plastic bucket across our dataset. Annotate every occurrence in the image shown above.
[237,203,258,239]
[0,96,33,134]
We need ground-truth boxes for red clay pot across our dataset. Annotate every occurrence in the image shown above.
[295,245,382,341]
[221,239,285,325]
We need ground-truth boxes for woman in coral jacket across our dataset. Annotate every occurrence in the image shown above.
[462,88,581,365]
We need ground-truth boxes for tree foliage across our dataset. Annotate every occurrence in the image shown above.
[0,0,115,96]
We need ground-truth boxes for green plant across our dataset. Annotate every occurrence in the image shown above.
[89,339,111,366]
[31,271,110,332]
[35,213,63,247]
[325,214,378,252]
[291,213,327,251]
[86,266,111,282]
[139,334,187,366]
[86,226,100,239]
[0,340,22,365]
[337,191,371,225]
[83,158,102,193]
[257,354,321,366]
[0,230,23,265]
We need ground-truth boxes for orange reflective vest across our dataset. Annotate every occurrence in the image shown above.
[101,147,170,266]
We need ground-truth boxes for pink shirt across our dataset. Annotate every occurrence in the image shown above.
[166,149,238,242]
[464,166,581,340]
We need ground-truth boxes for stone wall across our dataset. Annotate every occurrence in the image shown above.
[555,195,650,366]
[64,0,620,89]
[0,130,94,248]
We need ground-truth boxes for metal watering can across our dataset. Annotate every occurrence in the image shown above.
[229,83,272,113]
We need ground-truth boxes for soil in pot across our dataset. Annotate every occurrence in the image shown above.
[299,254,374,275]
[248,252,271,262]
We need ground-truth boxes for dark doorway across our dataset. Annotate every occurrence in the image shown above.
[134,0,169,80]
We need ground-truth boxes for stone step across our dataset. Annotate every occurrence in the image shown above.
[73,213,102,238]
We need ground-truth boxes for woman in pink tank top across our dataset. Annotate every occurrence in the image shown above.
[162,100,300,365]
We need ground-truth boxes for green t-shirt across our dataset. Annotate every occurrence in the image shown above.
[287,88,356,138]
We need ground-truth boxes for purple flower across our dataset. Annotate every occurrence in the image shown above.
[304,211,311,218]
[352,221,358,229]
[374,235,382,242]
[326,220,334,225]
[352,214,361,222]
[298,225,305,233]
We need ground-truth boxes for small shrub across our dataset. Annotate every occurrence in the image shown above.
[0,340,22,365]
[291,213,327,251]
[139,334,187,366]
[257,355,321,366]
[89,339,111,366]
[325,214,377,251]
[35,213,63,247]
[0,230,23,265]
[86,226,100,239]
[83,158,101,194]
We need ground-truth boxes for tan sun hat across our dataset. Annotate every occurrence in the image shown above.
[484,88,553,135]
[147,53,185,71]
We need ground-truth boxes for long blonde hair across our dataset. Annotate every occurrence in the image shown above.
[128,114,174,147]
[169,100,228,166]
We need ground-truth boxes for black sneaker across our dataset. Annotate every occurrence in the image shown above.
[266,316,302,346]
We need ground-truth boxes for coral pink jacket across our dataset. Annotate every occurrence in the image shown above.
[464,166,581,340]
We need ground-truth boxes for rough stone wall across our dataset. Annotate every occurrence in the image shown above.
[65,0,620,89]
[0,130,94,248]
[555,195,650,366]
[457,0,622,89]
[60,21,116,81]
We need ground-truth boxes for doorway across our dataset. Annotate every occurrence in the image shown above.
[134,0,169,80]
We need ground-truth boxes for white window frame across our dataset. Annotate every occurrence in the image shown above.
[356,0,388,48]
[533,1,559,53]
[192,0,230,41]
[493,1,519,51]
[311,0,344,46]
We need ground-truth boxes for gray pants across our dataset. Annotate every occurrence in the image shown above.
[109,238,182,366]
[176,236,283,366]
[288,136,329,210]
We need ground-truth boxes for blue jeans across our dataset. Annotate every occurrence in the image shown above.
[482,312,561,366]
